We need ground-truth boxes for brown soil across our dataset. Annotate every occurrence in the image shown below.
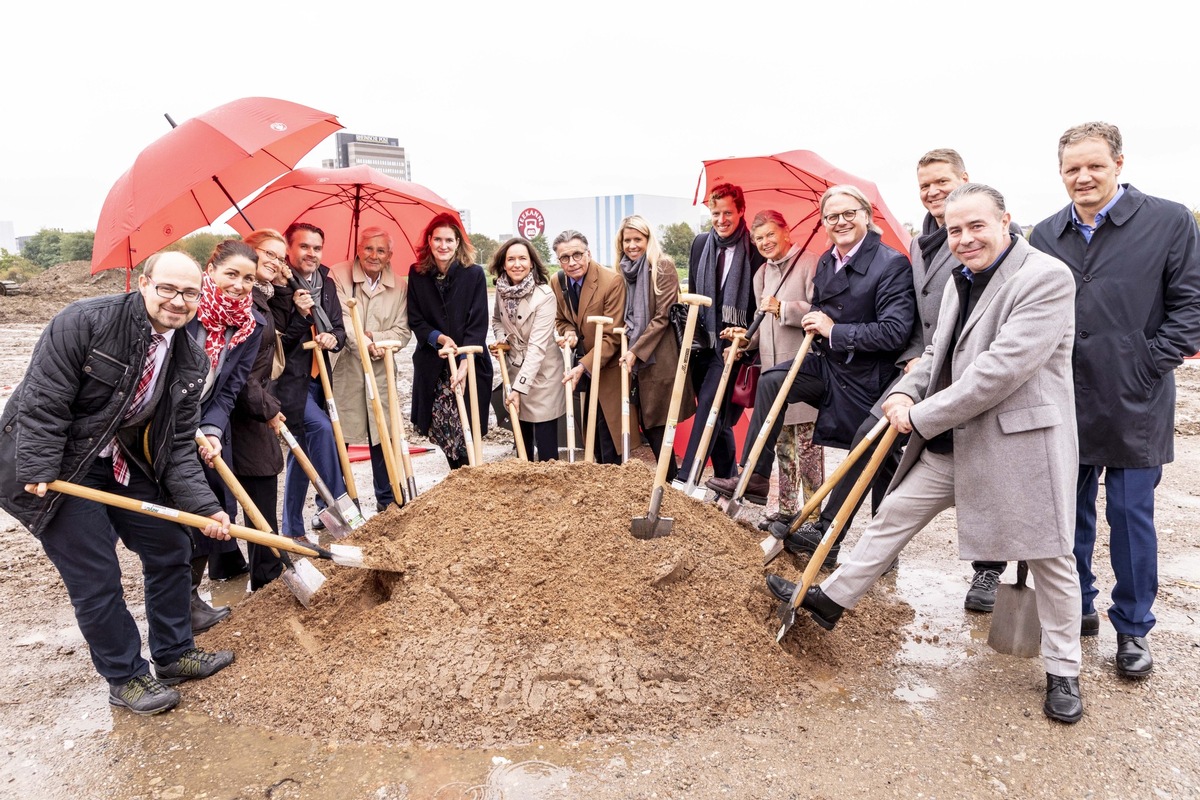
[0,260,130,324]
[189,459,912,747]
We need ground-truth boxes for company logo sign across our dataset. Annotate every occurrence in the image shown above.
[517,208,545,239]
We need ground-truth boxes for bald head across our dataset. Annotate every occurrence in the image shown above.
[138,250,203,333]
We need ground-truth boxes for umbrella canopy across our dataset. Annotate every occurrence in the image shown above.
[92,97,342,274]
[695,150,911,258]
[228,166,461,274]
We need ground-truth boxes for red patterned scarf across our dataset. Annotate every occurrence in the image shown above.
[197,273,256,369]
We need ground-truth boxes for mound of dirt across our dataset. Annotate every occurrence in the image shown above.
[0,261,130,324]
[190,460,912,747]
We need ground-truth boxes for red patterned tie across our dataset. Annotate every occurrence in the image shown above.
[112,333,164,485]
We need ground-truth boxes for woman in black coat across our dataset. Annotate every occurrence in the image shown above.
[230,229,292,590]
[187,240,263,629]
[407,213,493,469]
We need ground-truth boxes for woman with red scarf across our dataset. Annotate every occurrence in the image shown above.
[186,240,263,632]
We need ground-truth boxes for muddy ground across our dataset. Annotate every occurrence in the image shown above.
[0,273,1198,799]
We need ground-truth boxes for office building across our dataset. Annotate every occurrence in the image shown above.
[330,133,411,182]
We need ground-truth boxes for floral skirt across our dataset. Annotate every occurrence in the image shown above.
[777,421,824,520]
[429,370,468,463]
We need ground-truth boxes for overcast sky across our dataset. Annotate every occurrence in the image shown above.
[3,1,1197,245]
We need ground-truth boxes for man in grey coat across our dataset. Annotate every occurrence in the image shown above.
[1030,121,1200,679]
[768,184,1085,723]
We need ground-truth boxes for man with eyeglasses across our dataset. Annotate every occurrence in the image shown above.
[0,251,236,716]
[552,230,626,463]
[707,185,915,514]
[273,222,347,538]
[679,183,764,485]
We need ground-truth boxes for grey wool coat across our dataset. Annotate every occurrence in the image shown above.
[891,237,1079,562]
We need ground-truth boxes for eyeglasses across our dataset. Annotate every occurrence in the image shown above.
[558,250,588,266]
[147,279,201,303]
[823,208,865,226]
[256,249,286,266]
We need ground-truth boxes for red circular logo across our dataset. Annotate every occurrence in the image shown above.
[517,208,545,239]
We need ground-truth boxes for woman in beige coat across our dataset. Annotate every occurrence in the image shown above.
[331,226,411,510]
[615,215,694,480]
[490,237,565,460]
[749,210,824,528]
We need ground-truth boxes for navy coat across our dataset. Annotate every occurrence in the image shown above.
[1031,185,1200,467]
[807,230,915,448]
[406,261,493,437]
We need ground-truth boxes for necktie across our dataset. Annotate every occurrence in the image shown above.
[716,247,727,290]
[569,280,581,313]
[112,333,164,485]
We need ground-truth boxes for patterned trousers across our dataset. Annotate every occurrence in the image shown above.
[776,421,824,521]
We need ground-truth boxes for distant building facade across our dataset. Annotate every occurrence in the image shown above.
[510,195,704,266]
[0,221,15,254]
[329,133,411,182]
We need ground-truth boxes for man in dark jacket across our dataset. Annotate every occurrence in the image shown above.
[707,185,915,503]
[678,183,763,482]
[1030,121,1200,680]
[273,222,347,539]
[0,251,235,715]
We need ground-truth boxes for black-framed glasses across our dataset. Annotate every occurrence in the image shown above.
[558,250,588,266]
[147,279,201,303]
[256,248,286,266]
[823,208,865,225]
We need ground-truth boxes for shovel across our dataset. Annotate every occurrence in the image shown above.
[631,292,711,539]
[584,315,613,463]
[346,298,405,506]
[560,343,577,462]
[440,347,477,467]
[376,339,420,500]
[457,345,486,465]
[276,421,363,538]
[490,343,529,461]
[45,480,366,570]
[614,326,631,463]
[759,416,890,565]
[776,422,899,642]
[987,561,1041,658]
[195,431,327,607]
[303,337,360,511]
[724,331,815,519]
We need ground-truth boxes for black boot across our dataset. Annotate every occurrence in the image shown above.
[190,556,230,633]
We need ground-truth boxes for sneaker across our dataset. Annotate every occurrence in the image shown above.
[964,569,1002,613]
[153,647,235,686]
[109,673,180,715]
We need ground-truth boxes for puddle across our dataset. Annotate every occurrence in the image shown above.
[892,684,937,703]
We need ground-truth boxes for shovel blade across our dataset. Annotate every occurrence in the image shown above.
[669,479,708,501]
[317,507,351,539]
[333,494,366,530]
[761,534,785,565]
[631,515,674,539]
[987,584,1042,658]
[281,559,327,608]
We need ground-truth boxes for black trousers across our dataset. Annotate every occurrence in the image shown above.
[234,472,285,591]
[679,344,743,481]
[519,417,564,462]
[642,425,678,482]
[39,457,194,684]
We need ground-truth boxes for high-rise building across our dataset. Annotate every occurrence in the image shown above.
[331,133,411,181]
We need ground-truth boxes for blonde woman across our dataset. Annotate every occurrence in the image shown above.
[615,215,694,479]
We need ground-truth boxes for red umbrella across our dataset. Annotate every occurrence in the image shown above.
[92,97,342,277]
[694,150,911,258]
[228,166,461,274]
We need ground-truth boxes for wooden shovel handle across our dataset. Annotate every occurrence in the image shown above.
[648,294,711,492]
[45,480,324,559]
[302,338,359,502]
[785,415,890,535]
[347,298,404,500]
[194,431,280,557]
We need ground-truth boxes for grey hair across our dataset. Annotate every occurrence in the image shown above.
[944,183,1007,216]
[819,185,881,235]
[750,209,788,231]
[552,229,588,250]
[358,225,393,251]
[1057,121,1122,164]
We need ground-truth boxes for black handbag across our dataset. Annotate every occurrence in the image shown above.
[669,302,709,349]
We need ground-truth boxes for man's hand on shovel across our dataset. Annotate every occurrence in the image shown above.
[200,511,233,541]
[882,393,915,435]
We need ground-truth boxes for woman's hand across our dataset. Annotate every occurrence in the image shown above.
[506,391,520,416]
[197,435,222,467]
[760,295,782,317]
[562,363,585,388]
[619,352,637,373]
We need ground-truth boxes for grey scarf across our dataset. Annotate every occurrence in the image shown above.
[694,219,752,347]
[620,254,654,369]
[496,272,535,328]
[294,266,324,306]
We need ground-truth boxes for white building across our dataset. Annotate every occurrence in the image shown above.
[510,194,706,267]
[0,221,15,254]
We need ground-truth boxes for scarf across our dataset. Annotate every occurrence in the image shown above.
[917,212,948,267]
[694,219,752,347]
[254,279,275,300]
[495,272,535,328]
[620,254,653,368]
[294,265,325,307]
[197,273,256,370]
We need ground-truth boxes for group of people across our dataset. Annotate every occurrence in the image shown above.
[1,121,1196,727]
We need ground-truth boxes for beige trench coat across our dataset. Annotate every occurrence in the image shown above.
[752,247,819,425]
[493,282,566,422]
[329,259,412,444]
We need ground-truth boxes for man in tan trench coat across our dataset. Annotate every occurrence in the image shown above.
[767,184,1085,724]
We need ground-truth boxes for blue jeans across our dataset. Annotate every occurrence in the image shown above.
[282,379,347,537]
[38,457,194,684]
[1075,464,1161,636]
